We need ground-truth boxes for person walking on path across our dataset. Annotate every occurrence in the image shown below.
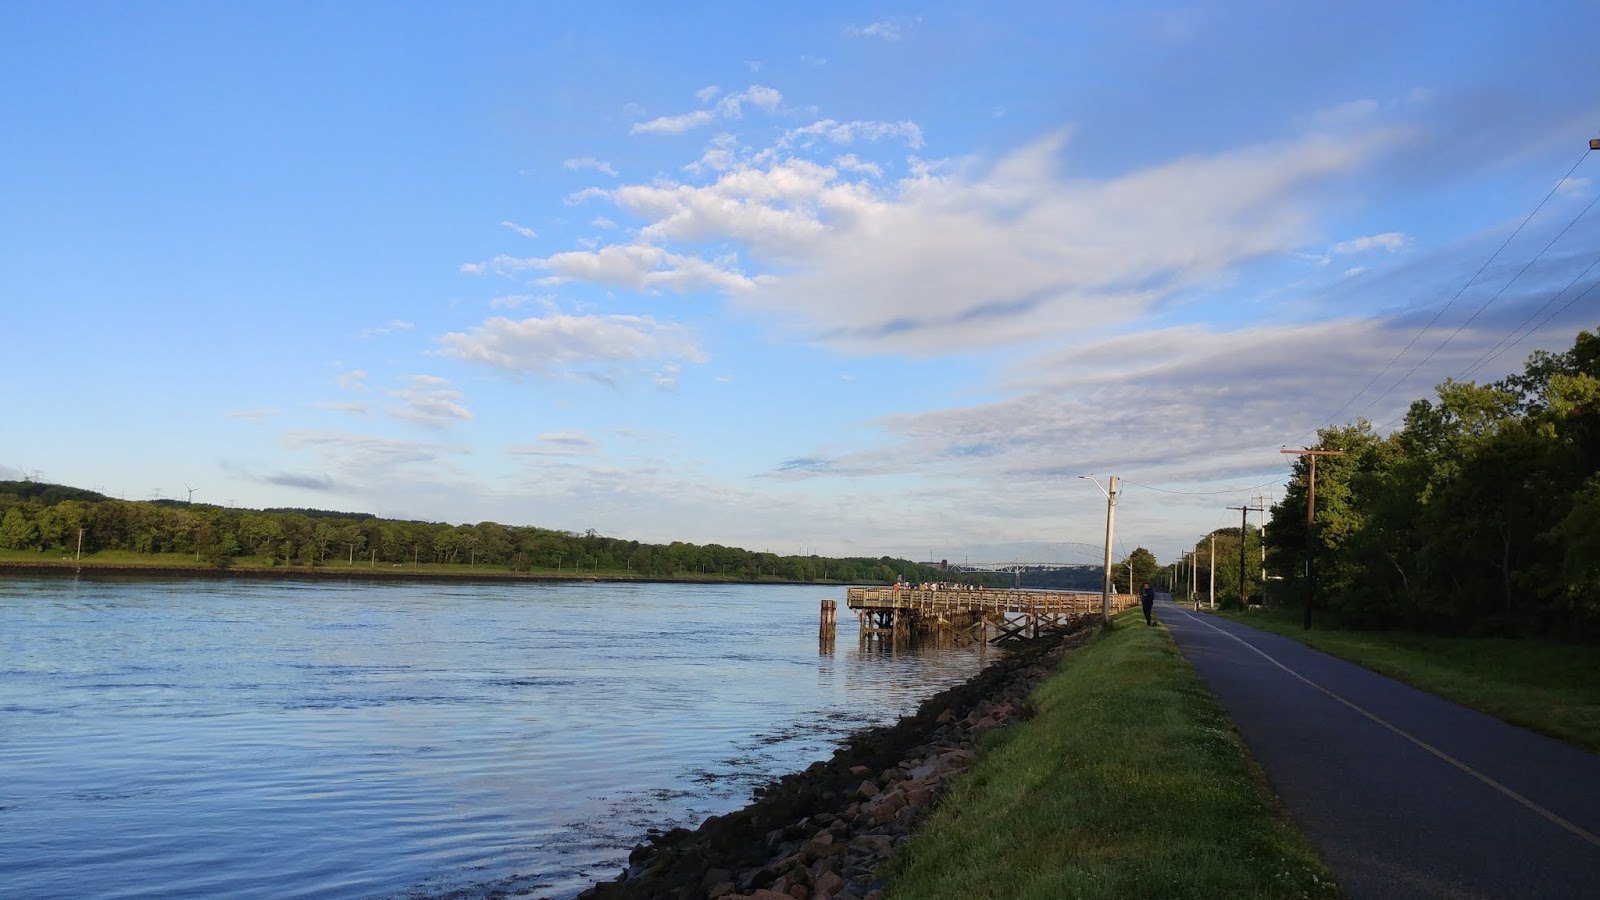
[1140,582,1156,625]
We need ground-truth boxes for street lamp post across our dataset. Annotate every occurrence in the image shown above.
[1080,475,1118,624]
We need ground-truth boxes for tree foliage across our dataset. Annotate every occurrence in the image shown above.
[1266,328,1600,637]
[0,485,998,587]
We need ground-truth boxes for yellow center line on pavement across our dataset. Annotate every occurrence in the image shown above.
[1168,604,1600,851]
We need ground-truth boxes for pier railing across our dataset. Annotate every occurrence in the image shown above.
[843,585,1140,643]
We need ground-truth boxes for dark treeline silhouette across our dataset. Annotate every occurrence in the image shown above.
[0,483,1001,587]
[1267,327,1600,638]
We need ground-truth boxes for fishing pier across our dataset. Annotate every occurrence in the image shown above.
[842,585,1139,643]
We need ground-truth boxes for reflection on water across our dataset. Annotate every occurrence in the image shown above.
[0,577,995,899]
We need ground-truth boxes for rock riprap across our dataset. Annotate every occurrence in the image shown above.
[578,619,1096,900]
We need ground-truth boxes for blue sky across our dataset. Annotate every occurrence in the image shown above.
[4,1,1599,564]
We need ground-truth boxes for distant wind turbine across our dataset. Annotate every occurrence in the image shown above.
[184,484,200,504]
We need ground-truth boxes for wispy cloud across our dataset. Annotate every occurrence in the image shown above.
[357,319,415,339]
[283,430,468,478]
[564,157,619,177]
[1558,176,1592,198]
[631,109,718,136]
[546,122,1401,355]
[335,370,368,391]
[654,362,682,391]
[438,312,706,381]
[501,220,538,239]
[317,401,368,414]
[629,85,783,136]
[844,19,915,41]
[385,375,472,429]
[264,471,335,492]
[1329,232,1409,255]
[510,431,602,457]
[225,408,281,421]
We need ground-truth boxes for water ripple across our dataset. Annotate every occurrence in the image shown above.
[0,577,993,899]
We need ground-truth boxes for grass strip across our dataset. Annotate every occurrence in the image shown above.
[1216,606,1600,754]
[886,613,1337,900]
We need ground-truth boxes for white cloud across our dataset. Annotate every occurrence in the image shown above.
[591,216,618,229]
[386,375,473,429]
[1329,232,1409,255]
[317,401,368,414]
[654,362,682,391]
[1306,98,1380,129]
[284,430,468,475]
[335,370,368,391]
[487,242,762,293]
[460,262,486,274]
[501,220,538,239]
[1558,176,1592,198]
[437,312,707,379]
[564,157,619,177]
[510,431,602,457]
[833,154,882,177]
[782,118,925,149]
[358,319,415,339]
[717,85,782,118]
[845,20,915,41]
[631,109,717,136]
[565,187,609,206]
[630,85,782,136]
[1343,265,1369,278]
[695,85,720,103]
[528,122,1401,356]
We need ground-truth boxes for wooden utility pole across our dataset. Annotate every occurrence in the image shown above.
[1254,492,1271,581]
[1081,475,1119,623]
[1208,534,1216,609]
[1227,505,1252,606]
[1190,548,1197,608]
[1281,448,1346,629]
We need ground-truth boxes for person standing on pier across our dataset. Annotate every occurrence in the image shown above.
[1140,583,1156,626]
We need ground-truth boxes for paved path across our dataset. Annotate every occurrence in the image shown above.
[1158,597,1600,899]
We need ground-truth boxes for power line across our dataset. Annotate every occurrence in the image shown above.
[1315,146,1595,428]
[1348,188,1600,422]
[1375,263,1600,434]
[1457,254,1600,382]
[1120,476,1291,496]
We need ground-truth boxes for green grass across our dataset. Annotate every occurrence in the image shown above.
[887,613,1337,900]
[1216,606,1600,754]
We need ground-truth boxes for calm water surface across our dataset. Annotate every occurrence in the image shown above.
[0,576,995,898]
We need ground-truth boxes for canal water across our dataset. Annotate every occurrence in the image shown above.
[0,576,994,899]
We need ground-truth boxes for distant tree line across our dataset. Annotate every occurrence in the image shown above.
[1265,327,1600,638]
[0,481,1000,587]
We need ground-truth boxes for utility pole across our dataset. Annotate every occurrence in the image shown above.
[1254,492,1270,581]
[1190,549,1197,607]
[1227,506,1252,608]
[1127,560,1134,595]
[1282,448,1347,629]
[1080,475,1118,623]
[1208,534,1216,609]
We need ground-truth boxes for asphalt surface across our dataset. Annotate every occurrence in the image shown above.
[1158,596,1600,899]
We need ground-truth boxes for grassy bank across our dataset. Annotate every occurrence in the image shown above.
[1217,606,1600,754]
[886,613,1336,900]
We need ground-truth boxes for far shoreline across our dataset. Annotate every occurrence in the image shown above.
[0,558,852,589]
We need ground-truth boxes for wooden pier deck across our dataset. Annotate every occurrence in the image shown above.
[845,585,1140,643]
